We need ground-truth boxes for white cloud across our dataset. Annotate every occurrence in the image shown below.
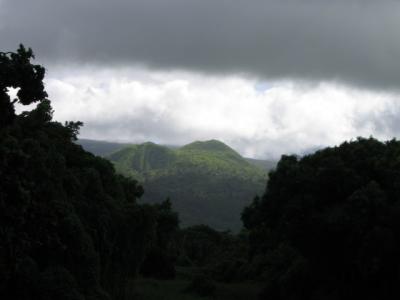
[42,66,400,159]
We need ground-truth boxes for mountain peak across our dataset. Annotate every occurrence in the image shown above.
[139,141,165,150]
[181,139,236,153]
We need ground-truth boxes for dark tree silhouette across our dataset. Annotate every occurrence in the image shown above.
[0,46,179,300]
[0,45,47,127]
[243,137,400,300]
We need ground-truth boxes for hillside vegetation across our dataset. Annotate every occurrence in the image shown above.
[0,45,179,300]
[243,137,400,299]
[107,140,268,231]
[77,139,277,172]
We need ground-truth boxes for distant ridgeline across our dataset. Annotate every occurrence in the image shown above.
[78,139,274,231]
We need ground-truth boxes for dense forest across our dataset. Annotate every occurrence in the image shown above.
[0,46,179,299]
[243,137,400,299]
[2,46,400,300]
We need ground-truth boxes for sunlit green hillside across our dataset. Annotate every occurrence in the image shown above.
[107,140,269,231]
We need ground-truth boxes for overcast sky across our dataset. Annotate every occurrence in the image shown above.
[2,0,400,158]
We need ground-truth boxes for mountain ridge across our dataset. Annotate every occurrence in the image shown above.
[104,140,269,230]
[77,138,276,172]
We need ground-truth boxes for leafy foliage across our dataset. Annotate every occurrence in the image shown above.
[0,45,47,127]
[176,225,249,283]
[139,199,179,279]
[0,46,178,300]
[243,137,400,299]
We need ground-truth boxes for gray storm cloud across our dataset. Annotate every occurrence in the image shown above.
[1,0,400,90]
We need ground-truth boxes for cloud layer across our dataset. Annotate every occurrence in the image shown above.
[2,0,400,89]
[33,67,397,159]
[4,1,400,158]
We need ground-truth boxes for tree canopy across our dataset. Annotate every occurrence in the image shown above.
[0,46,179,300]
[243,137,400,299]
[0,45,47,127]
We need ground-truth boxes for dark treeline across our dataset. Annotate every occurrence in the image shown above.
[2,46,400,300]
[0,46,178,300]
[242,137,400,299]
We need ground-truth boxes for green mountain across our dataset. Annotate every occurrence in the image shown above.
[106,140,269,231]
[77,138,277,170]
